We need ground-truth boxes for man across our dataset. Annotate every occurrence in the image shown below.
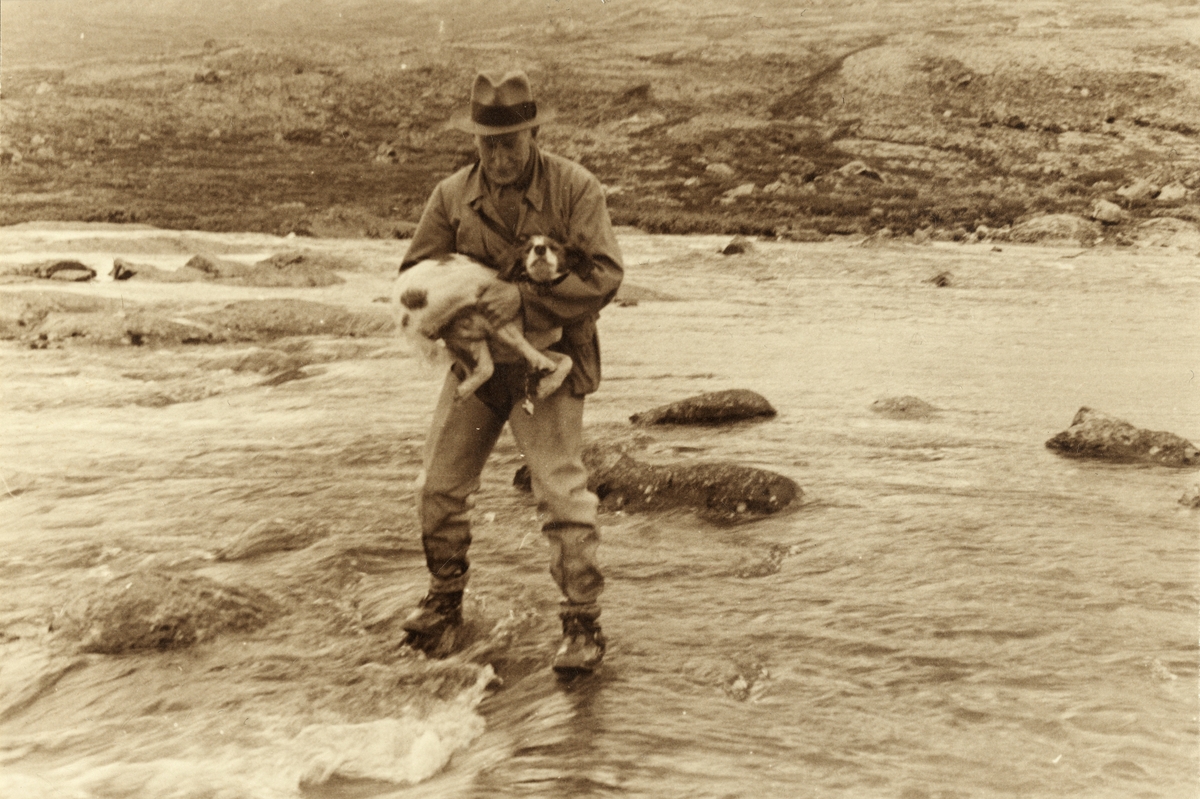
[398,70,623,674]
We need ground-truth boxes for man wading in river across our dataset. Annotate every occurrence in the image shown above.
[398,70,623,674]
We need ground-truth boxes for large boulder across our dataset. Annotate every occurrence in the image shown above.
[630,389,777,426]
[50,572,278,654]
[516,442,800,522]
[1045,407,1199,467]
[584,444,799,521]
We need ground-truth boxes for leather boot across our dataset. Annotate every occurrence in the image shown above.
[552,612,606,674]
[402,590,462,656]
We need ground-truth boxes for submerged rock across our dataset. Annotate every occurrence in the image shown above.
[720,235,755,255]
[1180,484,1200,508]
[110,257,206,282]
[195,299,394,341]
[1,260,96,282]
[52,572,278,654]
[214,517,331,561]
[2,293,393,346]
[516,443,800,522]
[249,252,348,287]
[613,282,681,303]
[1008,214,1102,246]
[1045,407,1199,467]
[871,396,938,419]
[630,389,777,426]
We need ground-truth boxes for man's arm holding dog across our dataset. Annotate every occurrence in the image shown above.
[398,159,623,331]
[518,170,623,332]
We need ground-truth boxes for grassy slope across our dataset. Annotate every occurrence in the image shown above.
[1,0,1197,238]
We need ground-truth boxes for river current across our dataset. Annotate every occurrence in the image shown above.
[0,228,1196,798]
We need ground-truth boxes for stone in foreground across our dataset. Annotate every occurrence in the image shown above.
[514,443,799,521]
[583,444,799,521]
[51,572,278,654]
[1045,407,1199,467]
[630,389,777,426]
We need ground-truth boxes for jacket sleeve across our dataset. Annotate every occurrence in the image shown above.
[399,182,456,272]
[519,171,624,330]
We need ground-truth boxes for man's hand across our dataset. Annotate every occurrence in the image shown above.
[478,279,522,326]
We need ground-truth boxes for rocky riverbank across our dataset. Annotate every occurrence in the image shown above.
[2,0,1198,245]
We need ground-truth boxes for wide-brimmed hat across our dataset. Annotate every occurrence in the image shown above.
[448,70,554,135]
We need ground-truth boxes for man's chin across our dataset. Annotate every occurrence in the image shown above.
[484,168,520,186]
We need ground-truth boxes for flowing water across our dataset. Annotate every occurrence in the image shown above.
[0,227,1197,798]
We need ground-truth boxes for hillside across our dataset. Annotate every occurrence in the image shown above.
[1,0,1197,241]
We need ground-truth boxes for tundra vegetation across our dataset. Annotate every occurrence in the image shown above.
[1,0,1196,243]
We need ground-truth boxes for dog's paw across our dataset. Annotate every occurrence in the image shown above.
[532,356,573,399]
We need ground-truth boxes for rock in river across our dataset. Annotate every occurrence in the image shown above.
[51,572,278,654]
[871,396,938,419]
[215,516,331,561]
[630,389,777,426]
[516,442,800,522]
[1045,407,1199,467]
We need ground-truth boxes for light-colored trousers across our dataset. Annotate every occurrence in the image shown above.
[417,363,604,618]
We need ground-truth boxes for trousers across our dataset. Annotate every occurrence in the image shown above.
[417,363,604,618]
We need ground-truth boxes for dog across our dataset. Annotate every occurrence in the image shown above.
[394,235,593,411]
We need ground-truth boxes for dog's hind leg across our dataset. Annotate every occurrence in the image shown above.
[454,340,494,399]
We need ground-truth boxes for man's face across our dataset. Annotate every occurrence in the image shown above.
[476,130,533,186]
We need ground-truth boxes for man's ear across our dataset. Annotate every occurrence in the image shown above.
[564,246,595,281]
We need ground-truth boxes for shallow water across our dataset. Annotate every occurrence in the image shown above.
[0,229,1197,798]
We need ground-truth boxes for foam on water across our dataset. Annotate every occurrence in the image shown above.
[1,227,1196,798]
[1,667,493,798]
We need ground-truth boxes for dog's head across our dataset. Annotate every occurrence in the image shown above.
[510,235,594,286]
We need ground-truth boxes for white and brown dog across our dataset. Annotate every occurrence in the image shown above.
[394,235,593,410]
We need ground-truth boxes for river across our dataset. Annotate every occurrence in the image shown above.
[0,227,1196,798]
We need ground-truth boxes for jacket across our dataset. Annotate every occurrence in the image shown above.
[400,145,624,396]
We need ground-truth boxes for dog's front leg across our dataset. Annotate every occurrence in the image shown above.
[491,323,573,400]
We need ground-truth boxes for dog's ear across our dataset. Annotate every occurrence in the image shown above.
[564,246,595,281]
[498,247,528,283]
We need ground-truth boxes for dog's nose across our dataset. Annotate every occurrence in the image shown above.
[533,244,546,256]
